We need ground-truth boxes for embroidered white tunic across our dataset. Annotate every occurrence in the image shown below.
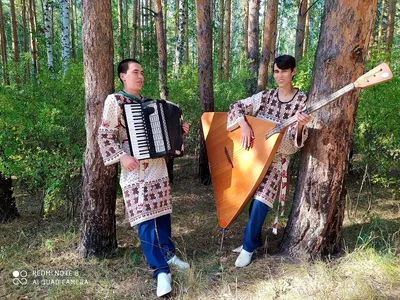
[227,88,309,209]
[98,93,172,227]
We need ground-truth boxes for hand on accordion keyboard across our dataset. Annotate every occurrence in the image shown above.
[120,154,140,172]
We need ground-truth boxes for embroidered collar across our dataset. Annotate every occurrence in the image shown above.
[118,90,142,103]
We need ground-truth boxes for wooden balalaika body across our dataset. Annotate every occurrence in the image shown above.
[201,63,393,228]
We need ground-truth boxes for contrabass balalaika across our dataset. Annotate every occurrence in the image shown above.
[123,99,184,160]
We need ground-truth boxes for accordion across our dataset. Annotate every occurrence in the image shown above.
[123,99,184,160]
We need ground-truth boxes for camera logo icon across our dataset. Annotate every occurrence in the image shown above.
[12,270,28,285]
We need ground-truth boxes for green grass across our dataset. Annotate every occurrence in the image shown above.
[0,161,399,299]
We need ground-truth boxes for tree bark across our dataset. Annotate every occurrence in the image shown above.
[196,0,214,184]
[246,0,259,95]
[243,0,249,58]
[281,0,378,259]
[78,0,117,258]
[302,0,311,56]
[132,0,138,58]
[60,0,70,73]
[154,0,168,99]
[0,0,9,84]
[174,0,186,77]
[385,0,396,54]
[118,0,124,61]
[217,0,224,81]
[295,0,308,61]
[377,0,385,51]
[0,173,19,223]
[223,0,231,81]
[257,0,278,92]
[69,0,76,61]
[28,0,38,75]
[44,1,54,71]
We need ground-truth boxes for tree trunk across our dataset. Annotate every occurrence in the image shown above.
[44,1,54,71]
[10,0,20,63]
[217,0,224,81]
[118,0,124,61]
[257,0,278,92]
[0,0,9,85]
[174,0,186,77]
[69,0,76,61]
[10,0,20,83]
[294,0,307,61]
[302,0,311,56]
[28,0,38,75]
[195,0,214,184]
[246,0,259,95]
[124,0,130,56]
[185,0,189,65]
[22,0,29,81]
[223,0,231,81]
[243,0,249,58]
[132,0,137,58]
[281,0,378,259]
[385,0,396,54]
[60,0,70,73]
[78,0,117,258]
[377,0,385,51]
[0,173,19,223]
[154,0,168,99]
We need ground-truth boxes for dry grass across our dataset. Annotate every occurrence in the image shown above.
[1,160,399,299]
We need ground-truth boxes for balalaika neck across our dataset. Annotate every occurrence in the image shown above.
[265,83,355,139]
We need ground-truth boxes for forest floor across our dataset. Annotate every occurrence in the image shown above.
[1,157,399,299]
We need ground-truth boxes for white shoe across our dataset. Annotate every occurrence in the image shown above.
[167,255,190,269]
[156,272,172,297]
[232,245,243,253]
[235,249,253,268]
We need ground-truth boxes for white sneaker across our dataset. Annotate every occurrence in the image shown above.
[235,249,253,267]
[167,255,190,269]
[232,245,243,253]
[156,272,172,297]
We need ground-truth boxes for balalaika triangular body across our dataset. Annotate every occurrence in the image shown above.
[201,113,286,228]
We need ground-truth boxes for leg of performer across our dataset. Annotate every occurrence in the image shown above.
[236,199,269,267]
[243,199,269,253]
[137,218,170,278]
[156,213,175,260]
[156,213,190,270]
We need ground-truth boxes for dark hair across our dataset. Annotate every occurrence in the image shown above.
[117,58,141,84]
[272,55,296,71]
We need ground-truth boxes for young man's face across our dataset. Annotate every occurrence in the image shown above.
[120,62,144,92]
[273,64,296,88]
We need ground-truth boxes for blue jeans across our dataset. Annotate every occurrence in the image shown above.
[242,199,269,253]
[137,214,176,278]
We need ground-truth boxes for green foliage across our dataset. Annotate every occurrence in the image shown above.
[0,63,85,215]
[353,51,400,196]
[355,212,399,257]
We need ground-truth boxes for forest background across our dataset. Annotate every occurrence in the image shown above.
[0,0,399,299]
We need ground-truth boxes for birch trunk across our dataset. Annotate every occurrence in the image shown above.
[60,0,70,73]
[44,1,54,71]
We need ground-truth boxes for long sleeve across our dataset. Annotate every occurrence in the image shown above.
[277,99,309,155]
[227,91,267,131]
[97,94,126,166]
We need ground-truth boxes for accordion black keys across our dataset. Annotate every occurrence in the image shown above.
[123,99,184,160]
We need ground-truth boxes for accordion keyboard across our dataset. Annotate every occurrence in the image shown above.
[124,103,151,160]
